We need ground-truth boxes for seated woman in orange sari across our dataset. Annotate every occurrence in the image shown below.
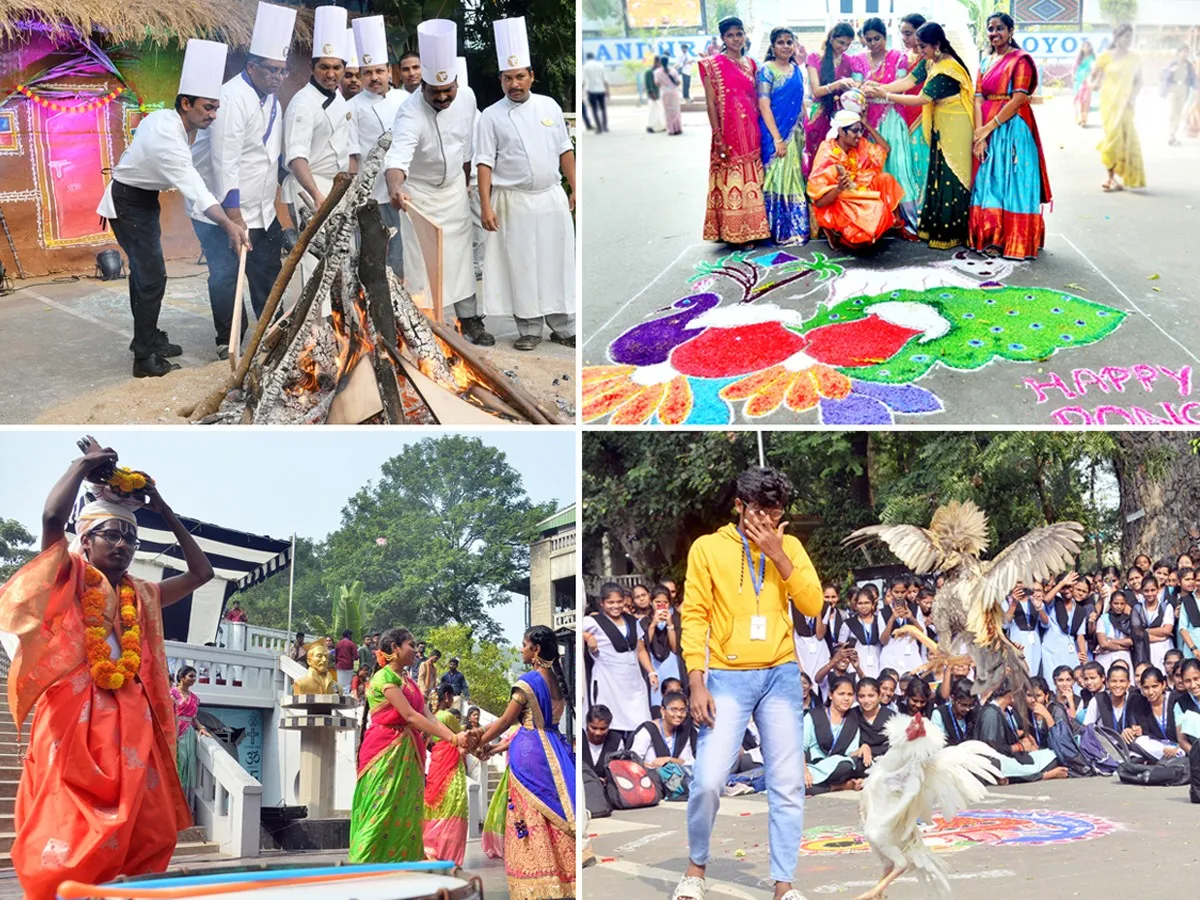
[0,438,214,900]
[807,110,904,248]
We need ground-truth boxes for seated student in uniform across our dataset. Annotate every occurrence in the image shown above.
[629,691,696,772]
[800,672,820,713]
[1163,649,1184,687]
[813,643,859,702]
[804,676,869,794]
[899,675,933,718]
[1077,661,1107,725]
[933,676,977,746]
[1051,664,1083,724]
[660,677,684,699]
[853,677,895,763]
[878,670,899,713]
[1173,658,1200,753]
[1127,665,1184,760]
[976,678,1069,783]
[1025,682,1060,751]
[582,704,626,780]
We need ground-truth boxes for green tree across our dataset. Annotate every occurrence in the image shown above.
[1099,0,1138,24]
[333,582,367,640]
[421,622,519,714]
[236,537,333,636]
[0,518,36,583]
[461,0,576,111]
[322,435,556,639]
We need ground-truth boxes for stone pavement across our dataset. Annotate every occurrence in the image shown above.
[580,92,1199,426]
[583,775,1198,899]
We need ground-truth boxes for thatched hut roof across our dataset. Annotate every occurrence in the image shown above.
[0,0,314,48]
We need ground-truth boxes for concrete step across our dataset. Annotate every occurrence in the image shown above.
[0,797,13,817]
[0,834,11,855]
[172,840,222,859]
[0,783,16,801]
[0,769,17,784]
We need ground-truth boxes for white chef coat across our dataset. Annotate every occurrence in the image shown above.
[96,109,219,219]
[281,80,351,205]
[348,87,409,202]
[190,73,282,230]
[385,86,478,307]
[474,94,572,192]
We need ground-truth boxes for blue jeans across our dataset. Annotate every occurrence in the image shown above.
[193,218,282,346]
[687,662,806,883]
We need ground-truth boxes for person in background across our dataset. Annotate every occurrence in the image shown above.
[1129,665,1181,759]
[1162,45,1195,146]
[1090,23,1144,191]
[976,678,1068,782]
[646,60,666,133]
[933,676,977,746]
[803,676,867,794]
[630,691,696,770]
[838,587,888,679]
[172,666,210,801]
[358,633,376,677]
[582,52,609,133]
[853,677,895,762]
[1006,581,1047,678]
[350,665,369,702]
[758,26,810,247]
[1074,39,1097,126]
[583,582,654,742]
[439,656,470,711]
[678,45,696,101]
[1177,570,1199,658]
[1173,658,1200,752]
[583,704,625,779]
[224,599,248,622]
[1095,588,1135,673]
[424,684,470,866]
[419,648,441,696]
[1134,575,1174,671]
[657,56,684,136]
[642,584,683,714]
[805,22,868,165]
[292,631,308,663]
[411,640,428,679]
[877,671,898,711]
[335,629,358,692]
[398,50,423,95]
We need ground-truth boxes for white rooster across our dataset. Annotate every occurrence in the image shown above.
[855,711,1003,900]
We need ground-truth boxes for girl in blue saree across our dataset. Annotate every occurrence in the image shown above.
[477,626,576,900]
[757,27,810,245]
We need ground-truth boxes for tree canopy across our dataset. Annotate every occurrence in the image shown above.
[422,622,520,714]
[0,518,36,583]
[584,432,1197,591]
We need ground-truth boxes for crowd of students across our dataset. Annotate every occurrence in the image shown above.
[583,548,1200,803]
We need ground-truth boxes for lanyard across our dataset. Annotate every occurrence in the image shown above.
[1156,702,1169,737]
[739,530,766,602]
[1113,701,1126,731]
[946,710,964,742]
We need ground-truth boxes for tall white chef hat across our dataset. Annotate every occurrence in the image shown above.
[179,39,228,99]
[418,19,457,86]
[249,2,296,63]
[353,15,388,68]
[345,29,359,68]
[312,5,348,60]
[493,17,530,72]
[455,56,469,89]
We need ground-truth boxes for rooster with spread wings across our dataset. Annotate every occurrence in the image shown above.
[843,500,1084,703]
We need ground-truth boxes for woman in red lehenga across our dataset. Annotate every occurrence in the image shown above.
[699,16,770,247]
[0,438,215,900]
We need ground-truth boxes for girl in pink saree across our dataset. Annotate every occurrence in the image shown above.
[700,16,770,246]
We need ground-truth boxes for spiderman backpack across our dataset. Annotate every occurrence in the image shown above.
[603,751,663,810]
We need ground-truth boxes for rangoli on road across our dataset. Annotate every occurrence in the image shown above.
[583,250,1128,425]
[799,808,1119,855]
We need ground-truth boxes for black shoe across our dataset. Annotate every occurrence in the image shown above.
[549,331,576,348]
[216,344,230,361]
[514,334,542,351]
[460,317,496,347]
[129,331,182,358]
[133,353,182,378]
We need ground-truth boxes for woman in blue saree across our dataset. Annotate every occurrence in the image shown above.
[757,27,810,246]
[476,626,576,900]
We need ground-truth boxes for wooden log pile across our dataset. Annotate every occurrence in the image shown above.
[184,133,564,425]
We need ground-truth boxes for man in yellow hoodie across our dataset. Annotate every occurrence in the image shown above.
[673,466,823,900]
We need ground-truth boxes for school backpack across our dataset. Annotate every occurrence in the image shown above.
[583,764,612,818]
[1046,720,1094,778]
[1116,755,1191,787]
[1077,725,1120,775]
[603,752,663,810]
[658,761,693,801]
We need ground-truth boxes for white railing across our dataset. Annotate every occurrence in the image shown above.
[166,641,280,707]
[216,622,293,657]
[194,733,263,859]
[549,531,576,555]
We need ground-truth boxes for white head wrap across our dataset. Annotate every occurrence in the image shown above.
[70,496,141,554]
[828,109,861,141]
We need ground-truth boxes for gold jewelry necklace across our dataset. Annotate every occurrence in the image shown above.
[532,656,553,669]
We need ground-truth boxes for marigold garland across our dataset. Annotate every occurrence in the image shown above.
[81,565,141,690]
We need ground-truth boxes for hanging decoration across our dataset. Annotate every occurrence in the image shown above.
[10,84,125,114]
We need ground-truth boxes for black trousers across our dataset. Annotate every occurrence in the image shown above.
[682,73,692,100]
[587,92,608,133]
[108,180,167,361]
[193,217,283,346]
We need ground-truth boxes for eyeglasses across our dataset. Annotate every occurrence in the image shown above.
[253,62,290,77]
[747,503,785,522]
[844,125,864,135]
[92,529,140,549]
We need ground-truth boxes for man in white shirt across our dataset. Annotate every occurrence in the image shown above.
[582,52,609,133]
[191,1,294,360]
[348,15,408,278]
[283,5,350,222]
[398,51,423,95]
[678,45,696,100]
[476,17,576,351]
[384,20,490,345]
[97,40,249,378]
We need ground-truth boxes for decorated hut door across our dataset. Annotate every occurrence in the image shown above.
[32,104,113,248]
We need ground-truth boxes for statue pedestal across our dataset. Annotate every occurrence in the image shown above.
[279,694,358,819]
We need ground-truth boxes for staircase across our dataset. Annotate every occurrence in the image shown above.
[0,650,220,874]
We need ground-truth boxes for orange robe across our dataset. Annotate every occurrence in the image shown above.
[807,137,904,247]
[0,539,191,900]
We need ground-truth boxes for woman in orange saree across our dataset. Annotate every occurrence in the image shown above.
[0,438,214,900]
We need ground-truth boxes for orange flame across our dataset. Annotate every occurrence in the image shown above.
[332,290,377,383]
[286,338,321,395]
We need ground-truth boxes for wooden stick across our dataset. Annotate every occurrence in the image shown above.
[357,202,406,425]
[184,173,353,421]
[229,244,248,371]
[426,319,563,425]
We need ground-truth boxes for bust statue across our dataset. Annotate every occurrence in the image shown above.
[293,643,340,695]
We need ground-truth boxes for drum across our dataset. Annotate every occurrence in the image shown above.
[56,862,482,900]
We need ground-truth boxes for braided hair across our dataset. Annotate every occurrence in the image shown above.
[526,625,573,709]
[986,12,1019,54]
[358,626,413,744]
[819,22,856,118]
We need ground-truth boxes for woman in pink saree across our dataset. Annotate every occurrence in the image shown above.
[655,57,684,136]
[699,16,770,246]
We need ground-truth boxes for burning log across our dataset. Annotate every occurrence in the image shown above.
[357,200,406,425]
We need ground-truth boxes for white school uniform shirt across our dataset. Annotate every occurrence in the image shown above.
[190,73,282,230]
[582,616,651,732]
[1141,598,1175,670]
[630,721,695,766]
[1094,613,1133,673]
[282,80,351,203]
[384,86,477,189]
[474,93,572,192]
[96,109,218,219]
[349,87,409,202]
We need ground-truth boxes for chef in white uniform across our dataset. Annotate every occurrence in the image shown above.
[384,20,492,346]
[282,5,350,222]
[460,56,488,283]
[97,39,250,378]
[475,17,577,351]
[341,27,363,100]
[348,15,409,278]
[190,1,294,360]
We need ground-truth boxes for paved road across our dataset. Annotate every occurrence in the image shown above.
[580,92,1199,426]
[583,775,1199,899]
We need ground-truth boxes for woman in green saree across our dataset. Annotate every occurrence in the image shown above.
[348,628,474,863]
[865,21,975,250]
